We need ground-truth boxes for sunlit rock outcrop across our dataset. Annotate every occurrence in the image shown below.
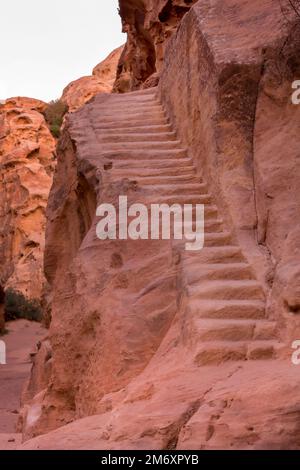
[62,46,124,111]
[0,98,56,302]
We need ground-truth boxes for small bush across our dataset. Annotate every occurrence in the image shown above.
[50,123,61,138]
[43,99,68,138]
[4,289,43,322]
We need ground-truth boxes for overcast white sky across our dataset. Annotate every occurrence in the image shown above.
[0,0,124,101]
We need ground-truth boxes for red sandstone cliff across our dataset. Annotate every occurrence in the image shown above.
[62,46,124,111]
[0,46,124,334]
[0,98,56,308]
[114,0,198,92]
[15,0,300,450]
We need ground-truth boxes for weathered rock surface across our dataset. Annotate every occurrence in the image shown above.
[18,0,300,450]
[158,0,300,346]
[114,0,198,92]
[19,361,300,450]
[62,46,123,111]
[0,97,56,302]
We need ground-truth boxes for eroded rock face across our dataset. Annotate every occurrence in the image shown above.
[0,98,56,301]
[158,0,300,345]
[62,46,124,111]
[114,0,198,92]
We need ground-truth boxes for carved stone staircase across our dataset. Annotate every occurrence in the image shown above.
[93,87,281,366]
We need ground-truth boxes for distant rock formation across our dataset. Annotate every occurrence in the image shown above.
[0,98,56,302]
[0,44,124,313]
[62,46,124,111]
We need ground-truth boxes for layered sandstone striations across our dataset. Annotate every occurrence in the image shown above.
[0,98,56,305]
[114,0,198,92]
[62,46,124,112]
[19,0,300,450]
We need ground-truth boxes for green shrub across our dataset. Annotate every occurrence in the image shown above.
[43,99,68,138]
[4,289,43,322]
[50,123,62,138]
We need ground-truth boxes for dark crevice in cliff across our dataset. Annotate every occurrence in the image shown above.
[159,0,192,23]
[165,399,203,450]
[75,172,97,245]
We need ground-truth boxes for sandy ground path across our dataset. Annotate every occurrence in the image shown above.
[0,320,46,449]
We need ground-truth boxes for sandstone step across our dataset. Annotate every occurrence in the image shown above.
[201,220,224,233]
[110,167,196,178]
[96,117,169,128]
[112,176,201,187]
[194,340,278,366]
[106,90,158,103]
[173,219,225,234]
[121,174,199,185]
[101,148,188,160]
[98,132,177,143]
[103,98,159,108]
[177,231,232,247]
[144,183,210,197]
[98,104,163,114]
[94,98,159,111]
[194,319,277,342]
[247,340,281,360]
[111,158,194,170]
[204,232,233,247]
[97,124,173,134]
[153,194,212,207]
[99,140,183,151]
[185,262,253,284]
[183,246,245,263]
[195,341,247,365]
[175,232,233,250]
[110,87,157,97]
[189,299,266,319]
[148,195,216,207]
[130,86,158,93]
[98,109,166,121]
[96,108,166,120]
[142,200,218,219]
[187,279,265,301]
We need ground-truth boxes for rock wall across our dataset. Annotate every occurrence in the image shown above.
[0,98,56,302]
[19,91,179,438]
[158,0,300,344]
[62,46,124,111]
[114,0,198,92]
